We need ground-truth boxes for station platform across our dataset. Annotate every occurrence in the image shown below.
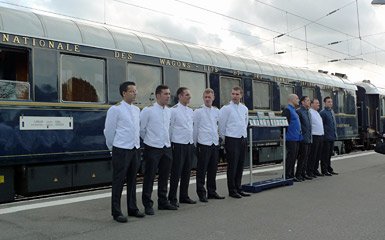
[1,151,384,240]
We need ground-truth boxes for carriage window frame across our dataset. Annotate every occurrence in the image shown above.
[179,70,207,108]
[252,80,271,110]
[126,63,162,107]
[302,86,315,100]
[219,76,241,107]
[0,46,30,101]
[60,54,106,103]
[279,84,295,110]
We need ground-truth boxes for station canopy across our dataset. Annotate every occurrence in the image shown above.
[0,6,357,90]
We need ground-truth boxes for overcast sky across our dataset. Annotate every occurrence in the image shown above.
[1,0,385,87]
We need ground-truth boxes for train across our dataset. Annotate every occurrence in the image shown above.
[0,6,383,203]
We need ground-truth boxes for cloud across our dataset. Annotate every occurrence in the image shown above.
[1,0,385,86]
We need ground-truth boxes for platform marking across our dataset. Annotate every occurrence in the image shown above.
[0,151,376,215]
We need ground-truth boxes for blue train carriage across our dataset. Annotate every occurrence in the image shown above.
[329,73,358,154]
[355,80,385,149]
[0,6,225,202]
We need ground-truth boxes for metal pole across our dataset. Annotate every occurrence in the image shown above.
[249,127,253,186]
[283,128,286,180]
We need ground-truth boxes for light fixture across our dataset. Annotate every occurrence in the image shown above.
[328,57,363,62]
[372,0,385,5]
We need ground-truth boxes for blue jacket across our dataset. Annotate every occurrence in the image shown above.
[282,104,302,141]
[320,107,337,141]
[297,106,312,144]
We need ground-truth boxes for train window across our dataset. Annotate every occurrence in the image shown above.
[127,63,161,107]
[345,91,356,114]
[337,92,345,113]
[279,84,294,110]
[302,87,314,100]
[179,70,206,108]
[220,76,241,107]
[252,80,270,109]
[0,47,30,100]
[320,89,333,102]
[61,55,105,103]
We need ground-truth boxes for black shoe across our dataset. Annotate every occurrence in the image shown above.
[199,196,208,202]
[170,201,179,208]
[293,177,303,182]
[314,171,324,177]
[308,173,317,178]
[179,198,197,204]
[144,207,154,215]
[208,193,225,199]
[303,175,313,180]
[238,191,251,197]
[158,203,178,210]
[113,215,128,223]
[229,193,242,198]
[324,172,332,176]
[330,171,339,175]
[128,210,145,218]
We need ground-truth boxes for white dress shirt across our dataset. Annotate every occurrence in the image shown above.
[140,102,171,148]
[309,108,324,136]
[219,101,249,139]
[193,105,219,146]
[104,100,140,151]
[170,102,194,144]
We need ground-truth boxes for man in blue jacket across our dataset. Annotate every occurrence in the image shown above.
[282,94,302,181]
[296,96,313,181]
[319,96,339,176]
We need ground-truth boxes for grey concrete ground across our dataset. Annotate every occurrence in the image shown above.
[1,151,385,240]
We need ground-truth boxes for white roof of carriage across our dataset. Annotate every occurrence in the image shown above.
[0,6,356,90]
[356,80,385,95]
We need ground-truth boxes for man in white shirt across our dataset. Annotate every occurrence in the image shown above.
[140,85,177,215]
[168,87,196,207]
[219,86,250,198]
[193,88,225,202]
[308,98,325,177]
[104,81,145,223]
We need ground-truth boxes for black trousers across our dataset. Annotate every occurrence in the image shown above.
[142,145,172,208]
[309,135,324,173]
[225,137,246,195]
[196,143,219,198]
[168,143,193,203]
[321,140,335,174]
[285,141,299,179]
[111,146,140,217]
[296,142,311,177]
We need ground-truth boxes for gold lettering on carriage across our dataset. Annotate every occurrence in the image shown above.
[159,59,191,68]
[114,51,133,60]
[2,33,80,52]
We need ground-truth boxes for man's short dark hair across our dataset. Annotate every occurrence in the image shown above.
[324,96,332,103]
[300,96,308,103]
[176,87,188,97]
[155,85,169,95]
[119,81,135,97]
[311,98,319,104]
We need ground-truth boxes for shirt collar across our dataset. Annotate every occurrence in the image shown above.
[178,102,188,109]
[154,102,166,109]
[121,100,133,108]
[203,104,213,110]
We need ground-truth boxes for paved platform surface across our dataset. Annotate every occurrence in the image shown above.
[1,151,385,240]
